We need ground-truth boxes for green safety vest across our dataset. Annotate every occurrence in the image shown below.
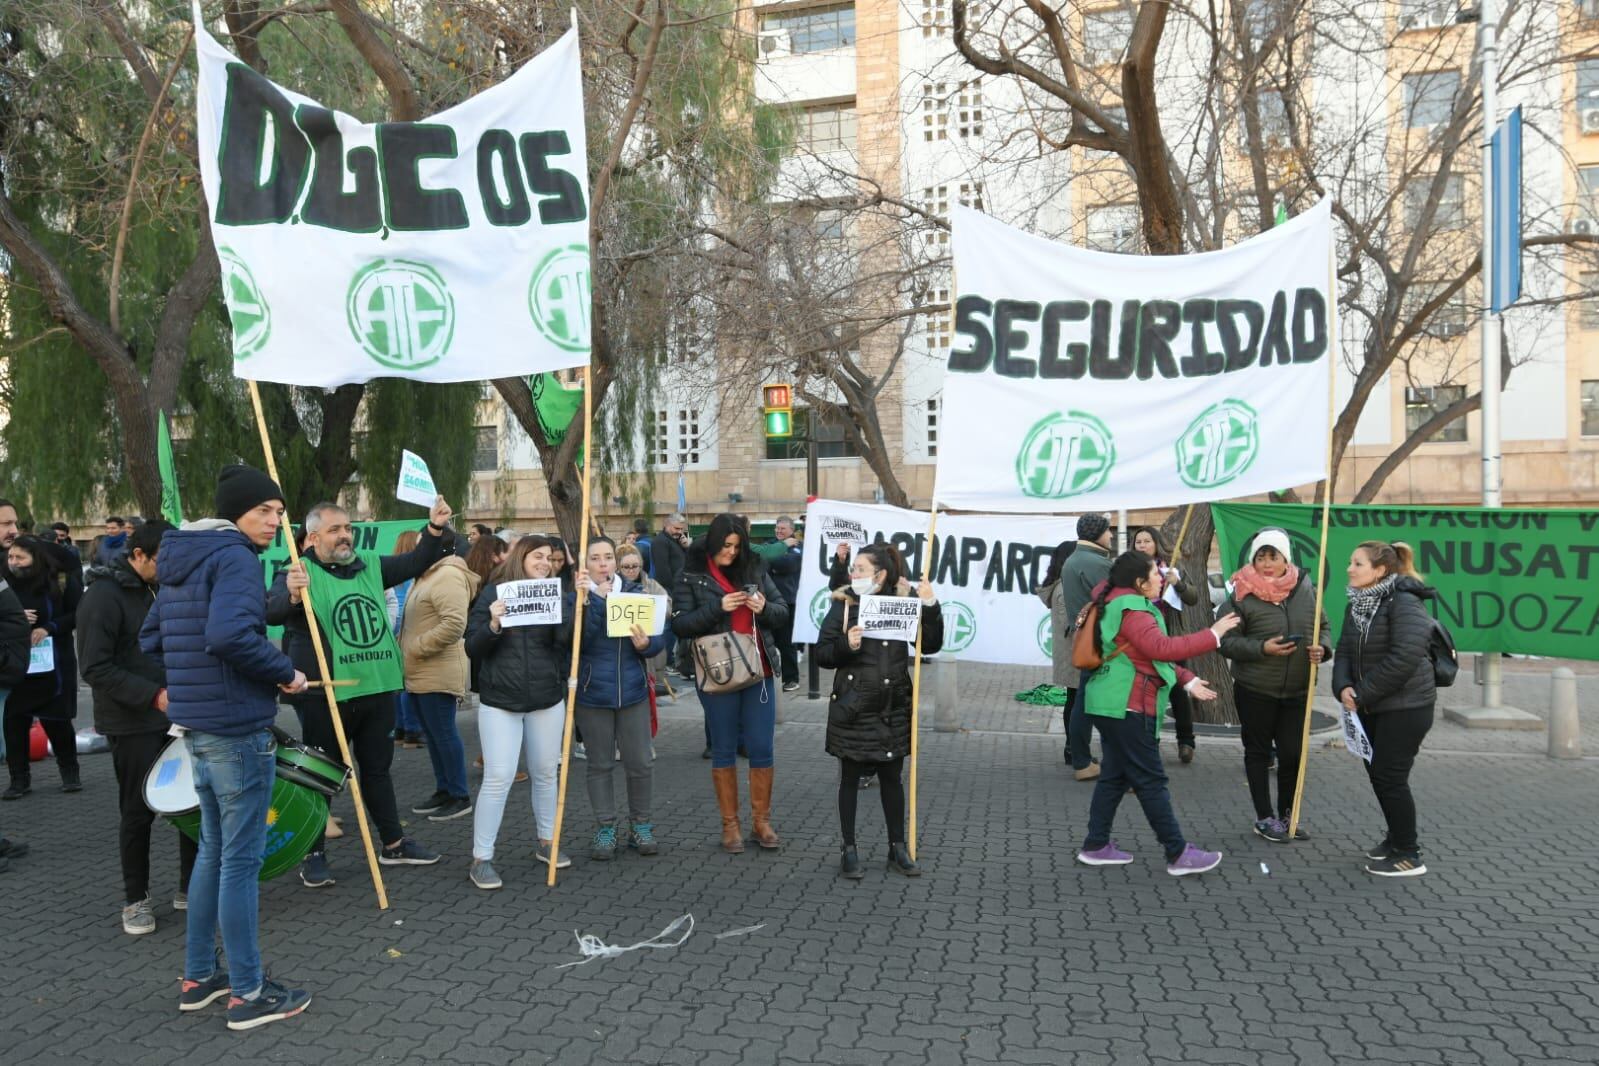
[304,552,404,702]
[1084,594,1179,736]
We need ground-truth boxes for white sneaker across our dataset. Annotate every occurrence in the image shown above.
[122,897,155,935]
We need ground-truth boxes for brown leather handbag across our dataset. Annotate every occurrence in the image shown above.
[1070,602,1125,672]
[691,630,763,694]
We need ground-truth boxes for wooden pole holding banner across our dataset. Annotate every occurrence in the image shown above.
[1287,242,1340,838]
[245,381,389,910]
[906,504,939,861]
[546,364,596,886]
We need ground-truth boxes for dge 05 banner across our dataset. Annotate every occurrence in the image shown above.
[1212,503,1599,661]
[792,500,1075,668]
[193,12,592,386]
[940,201,1333,512]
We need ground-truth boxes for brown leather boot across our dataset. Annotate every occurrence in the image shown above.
[748,766,781,849]
[712,767,745,853]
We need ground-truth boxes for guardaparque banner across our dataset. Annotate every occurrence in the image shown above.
[792,499,1075,668]
[1212,502,1599,661]
[938,200,1334,513]
[193,9,592,386]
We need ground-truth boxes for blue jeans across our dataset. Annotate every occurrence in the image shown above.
[184,728,275,997]
[699,677,775,769]
[411,692,468,799]
[395,690,421,736]
[1067,678,1096,771]
[1082,711,1187,862]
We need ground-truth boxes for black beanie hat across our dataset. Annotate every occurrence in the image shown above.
[214,465,285,524]
[1076,513,1110,543]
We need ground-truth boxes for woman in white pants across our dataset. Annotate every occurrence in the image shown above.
[462,535,573,889]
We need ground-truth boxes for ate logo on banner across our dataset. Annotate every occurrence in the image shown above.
[1176,399,1261,489]
[1015,411,1116,499]
[220,248,271,358]
[1036,615,1053,658]
[810,589,833,631]
[346,259,457,371]
[331,593,389,649]
[529,245,592,352]
[941,601,978,653]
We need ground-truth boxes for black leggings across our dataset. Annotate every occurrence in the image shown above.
[838,757,906,846]
[3,709,78,779]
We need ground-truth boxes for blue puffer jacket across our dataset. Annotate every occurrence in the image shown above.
[575,579,665,710]
[139,521,296,735]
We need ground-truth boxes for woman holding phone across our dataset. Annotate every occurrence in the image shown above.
[671,514,790,854]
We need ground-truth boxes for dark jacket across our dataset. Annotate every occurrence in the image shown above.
[1059,541,1112,683]
[814,589,944,763]
[652,528,687,596]
[4,562,81,720]
[464,581,573,712]
[1217,570,1332,698]
[670,543,792,681]
[140,521,296,735]
[1331,576,1437,716]
[265,525,450,685]
[0,581,31,688]
[575,579,665,709]
[77,560,166,735]
[95,533,129,570]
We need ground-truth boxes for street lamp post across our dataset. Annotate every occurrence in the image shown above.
[1478,0,1505,710]
[806,429,822,699]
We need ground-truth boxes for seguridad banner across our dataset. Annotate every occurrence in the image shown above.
[939,201,1333,512]
[792,499,1074,667]
[1212,502,1599,661]
[193,9,592,386]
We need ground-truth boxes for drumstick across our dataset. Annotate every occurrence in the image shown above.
[305,678,361,688]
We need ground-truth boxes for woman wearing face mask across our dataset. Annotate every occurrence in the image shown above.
[1331,541,1436,878]
[814,543,943,879]
[461,535,574,889]
[1076,551,1240,876]
[671,514,791,853]
[3,536,83,798]
[573,537,664,861]
[1215,528,1330,843]
[1130,526,1201,765]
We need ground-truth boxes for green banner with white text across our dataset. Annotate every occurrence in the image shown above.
[1212,503,1599,660]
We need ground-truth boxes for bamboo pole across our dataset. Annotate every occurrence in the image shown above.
[546,366,596,886]
[245,381,388,910]
[906,504,939,861]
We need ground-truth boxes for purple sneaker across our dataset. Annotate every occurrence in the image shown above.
[1076,842,1134,866]
[1166,843,1222,876]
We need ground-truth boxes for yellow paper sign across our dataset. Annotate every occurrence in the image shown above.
[606,593,657,637]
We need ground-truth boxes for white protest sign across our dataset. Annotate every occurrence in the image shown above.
[940,200,1333,512]
[193,12,593,386]
[498,579,563,627]
[396,450,438,508]
[1341,707,1373,762]
[858,595,922,643]
[28,637,54,675]
[817,514,868,554]
[791,499,1076,667]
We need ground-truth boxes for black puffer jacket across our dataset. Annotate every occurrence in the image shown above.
[814,590,945,763]
[1331,576,1436,715]
[0,581,30,687]
[670,542,790,681]
[4,562,81,720]
[463,581,572,712]
[76,560,166,735]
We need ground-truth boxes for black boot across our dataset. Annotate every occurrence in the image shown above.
[839,846,864,880]
[60,766,82,793]
[1,773,30,801]
[886,842,921,877]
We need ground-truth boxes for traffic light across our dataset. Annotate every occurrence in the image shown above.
[762,383,793,439]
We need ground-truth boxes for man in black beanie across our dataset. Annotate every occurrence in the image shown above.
[140,465,312,1030]
[1060,513,1115,781]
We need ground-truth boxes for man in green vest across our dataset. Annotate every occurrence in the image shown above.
[266,497,455,888]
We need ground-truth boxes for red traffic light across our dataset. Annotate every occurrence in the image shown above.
[762,383,792,409]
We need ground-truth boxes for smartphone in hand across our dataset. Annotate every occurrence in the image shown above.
[1283,634,1306,645]
[743,583,760,597]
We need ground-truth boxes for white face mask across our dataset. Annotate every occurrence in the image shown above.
[850,575,878,596]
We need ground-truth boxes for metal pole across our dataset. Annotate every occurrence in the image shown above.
[806,432,821,699]
[1116,509,1128,553]
[1478,0,1503,709]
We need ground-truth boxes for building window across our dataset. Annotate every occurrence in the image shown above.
[1083,6,1133,66]
[1404,174,1465,233]
[1397,0,1455,31]
[1579,272,1599,330]
[1243,0,1284,42]
[922,0,949,37]
[1405,385,1468,442]
[1403,71,1459,128]
[1405,281,1470,338]
[472,426,499,472]
[796,103,857,154]
[1579,62,1599,132]
[813,208,846,240]
[1582,380,1599,436]
[922,185,950,249]
[926,396,940,457]
[1238,89,1291,149]
[956,81,984,138]
[764,407,861,460]
[1086,204,1140,252]
[1583,0,1599,21]
[650,411,670,467]
[759,4,855,53]
[921,82,949,142]
[924,287,950,350]
[652,409,702,467]
[1581,166,1599,215]
[958,181,985,212]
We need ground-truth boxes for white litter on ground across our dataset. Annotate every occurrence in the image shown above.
[556,914,694,969]
[1260,863,1271,876]
[713,924,767,940]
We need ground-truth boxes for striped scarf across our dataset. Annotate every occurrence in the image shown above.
[1346,575,1398,635]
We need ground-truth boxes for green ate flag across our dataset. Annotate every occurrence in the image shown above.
[157,410,184,525]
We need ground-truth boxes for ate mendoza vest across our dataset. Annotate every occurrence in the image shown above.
[304,553,404,701]
[1085,594,1178,736]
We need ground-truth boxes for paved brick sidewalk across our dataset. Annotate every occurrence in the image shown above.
[3,696,1596,1065]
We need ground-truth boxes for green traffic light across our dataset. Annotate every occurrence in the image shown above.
[764,409,792,438]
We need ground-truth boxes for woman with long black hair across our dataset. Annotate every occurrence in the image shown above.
[2,535,82,797]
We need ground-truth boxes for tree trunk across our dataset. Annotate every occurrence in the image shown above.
[1159,503,1237,725]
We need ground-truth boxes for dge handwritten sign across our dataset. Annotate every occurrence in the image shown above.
[396,450,438,508]
[858,595,922,643]
[606,593,659,637]
[498,579,563,627]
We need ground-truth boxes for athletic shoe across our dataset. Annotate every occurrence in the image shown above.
[535,843,572,869]
[1178,744,1196,764]
[1253,817,1290,843]
[628,823,659,856]
[590,824,618,861]
[410,790,450,814]
[1365,853,1426,877]
[781,681,799,692]
[226,979,311,1031]
[1166,844,1223,876]
[1365,838,1394,861]
[172,891,187,911]
[886,842,921,877]
[572,742,586,760]
[1,778,30,801]
[701,746,711,760]
[178,969,231,1012]
[839,846,864,880]
[426,796,473,822]
[299,851,335,888]
[380,837,440,865]
[121,897,156,936]
[1077,842,1134,866]
[469,859,502,890]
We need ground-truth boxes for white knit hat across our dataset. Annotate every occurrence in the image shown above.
[1249,528,1293,565]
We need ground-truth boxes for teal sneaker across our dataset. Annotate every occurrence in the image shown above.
[591,824,618,862]
[627,823,659,856]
